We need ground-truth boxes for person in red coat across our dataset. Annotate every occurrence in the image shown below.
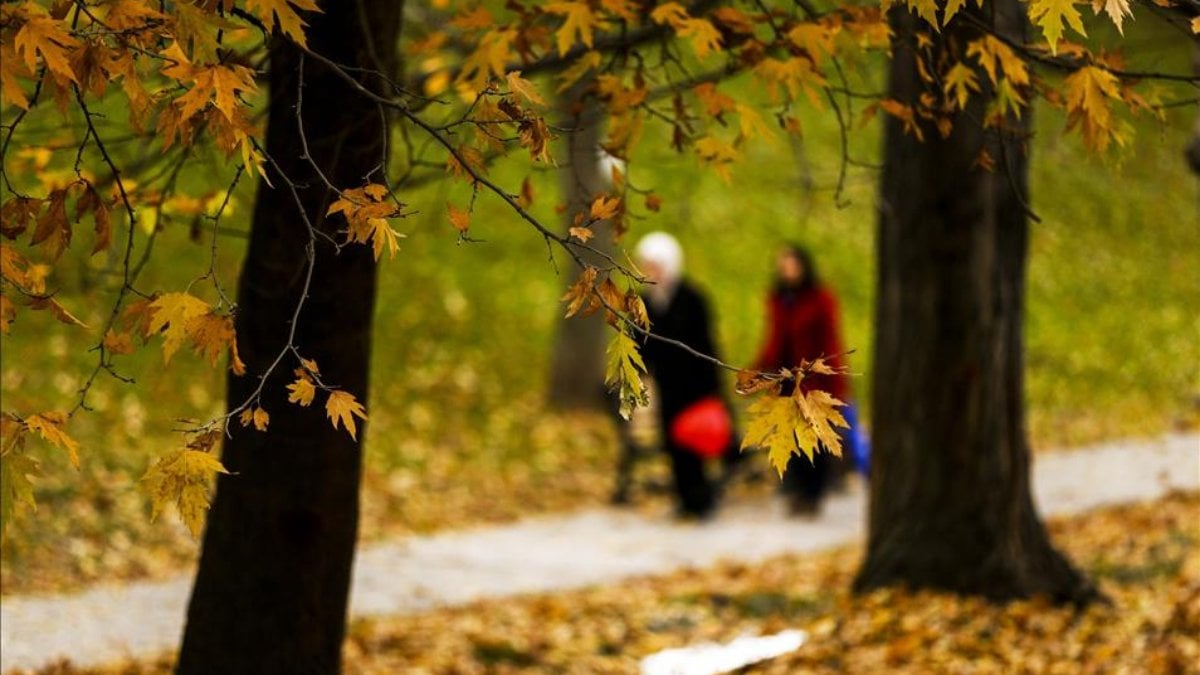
[753,244,849,515]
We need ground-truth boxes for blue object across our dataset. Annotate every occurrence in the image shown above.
[843,402,871,476]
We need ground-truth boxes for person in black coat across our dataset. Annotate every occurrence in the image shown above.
[634,232,733,519]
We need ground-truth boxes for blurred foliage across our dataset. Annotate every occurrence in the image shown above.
[1,56,1197,593]
[28,491,1200,673]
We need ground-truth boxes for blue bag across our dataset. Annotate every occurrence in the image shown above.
[842,402,871,476]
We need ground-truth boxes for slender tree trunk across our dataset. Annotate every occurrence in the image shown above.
[177,2,401,672]
[547,87,615,409]
[854,3,1097,604]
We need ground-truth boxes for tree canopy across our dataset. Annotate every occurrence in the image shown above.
[1,0,1195,537]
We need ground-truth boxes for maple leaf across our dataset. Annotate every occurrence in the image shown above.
[943,62,981,110]
[447,203,471,234]
[906,0,940,29]
[1029,0,1087,54]
[245,0,321,47]
[562,265,599,318]
[1064,66,1123,151]
[13,11,80,84]
[103,330,135,356]
[0,449,38,540]
[252,407,270,432]
[287,374,317,407]
[589,195,622,220]
[605,328,648,419]
[676,19,723,60]
[1092,0,1132,34]
[556,50,602,93]
[147,292,211,363]
[327,185,406,260]
[326,390,367,441]
[459,29,514,91]
[506,71,545,106]
[787,23,837,66]
[26,412,80,469]
[569,226,594,242]
[650,2,689,26]
[966,36,1030,87]
[545,2,600,56]
[141,445,228,538]
[694,136,740,183]
[0,43,32,110]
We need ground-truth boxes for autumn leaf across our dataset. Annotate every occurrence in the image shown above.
[245,0,321,47]
[326,390,367,440]
[13,10,80,85]
[569,226,594,243]
[25,412,80,469]
[943,62,981,110]
[448,203,471,233]
[562,265,599,318]
[103,330,135,356]
[1029,0,1087,54]
[605,328,648,419]
[287,373,317,407]
[506,71,545,106]
[545,1,599,55]
[0,294,14,335]
[141,442,228,538]
[0,449,38,540]
[252,407,270,432]
[589,195,622,221]
[1064,65,1123,151]
[1092,0,1132,34]
[147,292,210,363]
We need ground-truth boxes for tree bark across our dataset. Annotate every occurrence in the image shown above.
[177,2,401,672]
[546,88,615,410]
[853,4,1097,604]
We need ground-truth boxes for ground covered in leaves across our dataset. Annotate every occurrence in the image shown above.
[31,491,1198,675]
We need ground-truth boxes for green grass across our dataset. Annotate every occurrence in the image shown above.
[2,29,1197,593]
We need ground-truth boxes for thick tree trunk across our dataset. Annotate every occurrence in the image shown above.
[177,2,401,672]
[547,88,615,409]
[853,4,1097,603]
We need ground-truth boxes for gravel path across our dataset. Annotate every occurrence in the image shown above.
[3,432,1197,672]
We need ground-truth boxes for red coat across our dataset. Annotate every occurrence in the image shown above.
[754,286,848,400]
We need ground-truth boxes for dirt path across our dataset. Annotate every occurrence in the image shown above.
[2,432,1196,673]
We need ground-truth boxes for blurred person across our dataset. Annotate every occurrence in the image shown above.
[633,232,736,519]
[753,244,858,516]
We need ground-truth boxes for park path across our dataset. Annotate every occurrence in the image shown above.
[2,432,1197,672]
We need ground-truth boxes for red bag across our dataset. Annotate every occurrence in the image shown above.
[670,397,732,459]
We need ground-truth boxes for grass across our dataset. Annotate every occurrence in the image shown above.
[1,26,1197,594]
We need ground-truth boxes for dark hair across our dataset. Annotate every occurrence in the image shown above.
[775,243,818,293]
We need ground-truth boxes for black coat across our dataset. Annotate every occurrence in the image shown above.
[641,281,722,424]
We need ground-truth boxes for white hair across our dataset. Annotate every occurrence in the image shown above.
[635,231,684,283]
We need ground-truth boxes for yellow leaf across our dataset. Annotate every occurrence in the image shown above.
[589,195,622,220]
[506,71,545,106]
[287,375,317,407]
[545,1,600,55]
[943,62,981,110]
[676,19,722,60]
[177,484,211,539]
[103,330,135,356]
[252,407,270,432]
[907,0,940,29]
[326,390,367,441]
[1064,65,1122,151]
[787,23,836,66]
[556,50,601,92]
[239,408,255,428]
[245,0,321,47]
[650,2,689,26]
[147,292,210,363]
[1029,0,1087,54]
[141,447,227,538]
[13,11,80,84]
[966,35,1030,87]
[569,226,594,243]
[562,266,599,318]
[26,412,80,469]
[448,203,471,233]
[1,450,38,539]
[604,328,648,419]
[1092,0,1132,34]
[0,42,31,110]
[694,136,740,183]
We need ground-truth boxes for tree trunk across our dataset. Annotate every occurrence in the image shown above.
[546,88,615,410]
[853,4,1097,604]
[177,2,401,672]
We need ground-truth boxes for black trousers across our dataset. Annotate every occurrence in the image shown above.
[781,450,831,501]
[664,440,716,515]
